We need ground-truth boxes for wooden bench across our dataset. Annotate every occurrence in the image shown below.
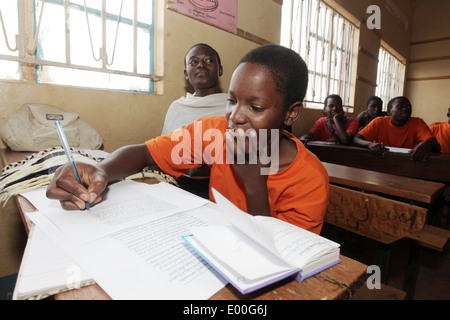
[322,162,448,299]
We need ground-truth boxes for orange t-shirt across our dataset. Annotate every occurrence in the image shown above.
[430,122,450,153]
[358,116,435,148]
[146,116,329,234]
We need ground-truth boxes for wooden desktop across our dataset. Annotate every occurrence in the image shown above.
[305,141,450,184]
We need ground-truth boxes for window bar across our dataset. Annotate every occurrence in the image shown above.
[393,63,398,97]
[133,0,138,73]
[334,18,339,95]
[106,0,124,67]
[298,0,305,57]
[381,50,389,104]
[387,52,393,100]
[318,4,326,103]
[329,14,335,96]
[26,0,46,55]
[83,0,101,62]
[101,0,107,69]
[380,48,385,96]
[311,0,320,100]
[344,25,354,105]
[17,0,26,58]
[325,11,335,97]
[304,0,312,67]
[380,50,385,101]
[0,52,162,80]
[296,0,304,54]
[339,22,346,100]
[287,0,294,49]
[64,0,71,64]
[0,7,18,52]
[336,20,344,98]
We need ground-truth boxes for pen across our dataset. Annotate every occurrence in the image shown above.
[54,120,90,210]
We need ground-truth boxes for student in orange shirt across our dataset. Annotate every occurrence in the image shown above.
[429,107,450,153]
[352,96,441,162]
[46,45,329,235]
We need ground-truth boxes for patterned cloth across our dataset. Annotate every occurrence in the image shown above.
[0,147,177,206]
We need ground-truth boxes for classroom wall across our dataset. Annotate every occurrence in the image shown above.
[0,0,281,153]
[406,0,450,125]
[292,0,415,137]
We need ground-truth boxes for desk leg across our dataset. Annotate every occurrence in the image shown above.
[403,242,422,300]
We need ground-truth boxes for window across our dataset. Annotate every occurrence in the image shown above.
[376,46,406,108]
[0,0,21,80]
[281,0,357,110]
[0,0,157,93]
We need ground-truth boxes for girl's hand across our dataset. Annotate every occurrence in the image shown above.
[225,128,271,216]
[46,162,109,210]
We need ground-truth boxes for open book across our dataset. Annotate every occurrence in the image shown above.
[183,189,341,295]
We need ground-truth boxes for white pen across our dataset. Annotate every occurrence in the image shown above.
[54,120,90,210]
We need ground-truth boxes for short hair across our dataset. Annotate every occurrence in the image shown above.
[387,96,411,111]
[366,96,383,107]
[184,43,222,67]
[238,44,308,111]
[324,94,343,106]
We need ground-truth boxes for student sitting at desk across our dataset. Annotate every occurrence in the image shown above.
[161,43,228,135]
[352,96,441,162]
[299,94,358,145]
[46,44,330,235]
[429,107,450,153]
[356,96,387,131]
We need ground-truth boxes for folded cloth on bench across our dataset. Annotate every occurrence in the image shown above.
[0,147,177,206]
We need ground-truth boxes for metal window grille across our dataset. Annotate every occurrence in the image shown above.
[281,0,356,108]
[376,46,406,108]
[0,0,158,92]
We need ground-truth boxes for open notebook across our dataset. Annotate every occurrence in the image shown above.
[183,189,341,295]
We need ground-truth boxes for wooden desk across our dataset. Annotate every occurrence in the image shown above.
[324,162,445,204]
[306,142,450,184]
[323,162,446,244]
[14,186,368,301]
[52,255,367,300]
[321,161,448,299]
[2,148,369,300]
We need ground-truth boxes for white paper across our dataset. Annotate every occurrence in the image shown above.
[190,225,293,281]
[13,225,94,300]
[385,146,412,154]
[24,182,227,300]
[21,181,209,245]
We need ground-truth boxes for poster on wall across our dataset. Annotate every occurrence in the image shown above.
[171,0,238,33]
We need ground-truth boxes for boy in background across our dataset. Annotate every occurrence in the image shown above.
[299,94,358,145]
[352,96,441,162]
[356,96,387,131]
